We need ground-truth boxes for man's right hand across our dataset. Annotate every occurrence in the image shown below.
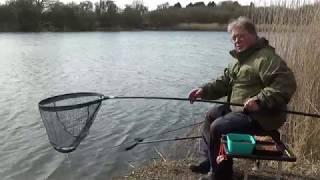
[188,88,203,104]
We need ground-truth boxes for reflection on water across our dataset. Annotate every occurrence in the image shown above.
[0,31,232,180]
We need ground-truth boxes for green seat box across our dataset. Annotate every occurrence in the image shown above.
[226,133,256,155]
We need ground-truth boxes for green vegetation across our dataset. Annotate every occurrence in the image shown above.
[1,0,316,32]
[0,0,250,31]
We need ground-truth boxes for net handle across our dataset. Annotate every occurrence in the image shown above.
[39,92,320,118]
[103,96,320,118]
[102,96,243,106]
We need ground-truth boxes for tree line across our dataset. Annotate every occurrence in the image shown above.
[0,0,313,32]
[0,0,253,31]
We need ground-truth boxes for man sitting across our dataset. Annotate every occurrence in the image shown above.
[188,16,297,180]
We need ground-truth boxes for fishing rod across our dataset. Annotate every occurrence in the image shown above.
[40,93,320,118]
[38,92,320,153]
[102,96,320,118]
[103,121,204,150]
[102,96,243,107]
[125,136,202,151]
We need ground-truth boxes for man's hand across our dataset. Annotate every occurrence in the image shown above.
[188,88,203,104]
[244,98,259,112]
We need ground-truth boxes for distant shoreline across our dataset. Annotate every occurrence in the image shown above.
[0,23,228,32]
[145,23,227,31]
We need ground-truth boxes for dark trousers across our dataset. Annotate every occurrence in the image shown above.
[202,105,264,179]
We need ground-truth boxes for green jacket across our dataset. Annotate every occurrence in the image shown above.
[201,38,297,131]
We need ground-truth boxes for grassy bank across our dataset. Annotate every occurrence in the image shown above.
[114,160,320,180]
[112,131,320,179]
[113,124,320,179]
[113,142,320,179]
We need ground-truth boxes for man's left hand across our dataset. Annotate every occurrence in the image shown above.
[244,98,259,112]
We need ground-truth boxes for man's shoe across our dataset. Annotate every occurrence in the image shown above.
[198,171,214,180]
[189,159,210,174]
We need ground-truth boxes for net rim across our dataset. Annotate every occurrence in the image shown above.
[39,92,104,112]
[54,146,76,153]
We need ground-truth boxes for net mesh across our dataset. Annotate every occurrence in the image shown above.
[39,92,103,153]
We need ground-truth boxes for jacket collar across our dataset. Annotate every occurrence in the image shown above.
[229,37,273,62]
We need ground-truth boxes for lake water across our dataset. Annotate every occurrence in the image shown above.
[0,31,232,180]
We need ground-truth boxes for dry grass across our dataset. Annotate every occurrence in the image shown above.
[113,154,320,180]
[112,160,202,180]
[249,0,320,172]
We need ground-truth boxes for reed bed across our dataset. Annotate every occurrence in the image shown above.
[251,0,320,167]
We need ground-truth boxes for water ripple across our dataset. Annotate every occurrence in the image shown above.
[0,32,231,180]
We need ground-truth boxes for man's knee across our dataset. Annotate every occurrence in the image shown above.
[205,105,230,122]
[209,119,226,137]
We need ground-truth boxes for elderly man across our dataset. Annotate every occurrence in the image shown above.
[188,17,296,180]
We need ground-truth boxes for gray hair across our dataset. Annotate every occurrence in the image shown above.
[227,16,257,36]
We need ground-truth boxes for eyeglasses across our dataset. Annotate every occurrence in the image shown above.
[231,33,249,43]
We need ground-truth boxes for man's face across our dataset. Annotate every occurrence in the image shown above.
[230,26,257,52]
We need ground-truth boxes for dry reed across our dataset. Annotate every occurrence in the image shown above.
[250,0,320,167]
